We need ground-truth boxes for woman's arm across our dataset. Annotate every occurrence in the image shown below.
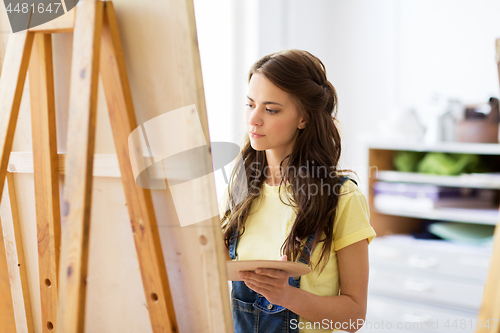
[240,238,369,333]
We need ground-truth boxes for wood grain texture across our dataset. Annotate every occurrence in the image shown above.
[7,152,121,177]
[1,0,235,331]
[163,0,233,331]
[0,229,16,331]
[99,2,176,332]
[0,31,33,210]
[56,0,104,332]
[7,151,196,180]
[0,180,17,333]
[29,32,61,333]
[28,8,75,33]
[0,25,34,333]
[476,215,500,333]
[226,260,310,281]
[1,172,34,333]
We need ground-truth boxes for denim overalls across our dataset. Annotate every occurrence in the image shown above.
[228,176,352,333]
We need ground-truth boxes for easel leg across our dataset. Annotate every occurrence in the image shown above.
[29,32,61,333]
[1,172,34,332]
[0,30,34,333]
[56,1,104,332]
[476,221,500,332]
[0,28,34,333]
[0,32,34,203]
[0,206,16,333]
[99,2,177,332]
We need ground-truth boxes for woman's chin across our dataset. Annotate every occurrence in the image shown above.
[250,142,267,151]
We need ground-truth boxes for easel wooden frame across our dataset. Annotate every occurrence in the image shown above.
[0,1,180,332]
[475,39,500,333]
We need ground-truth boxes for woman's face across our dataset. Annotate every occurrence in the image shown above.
[245,73,307,155]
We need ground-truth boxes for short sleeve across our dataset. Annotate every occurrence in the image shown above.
[333,181,377,251]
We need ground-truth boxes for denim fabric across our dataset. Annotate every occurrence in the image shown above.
[229,232,308,333]
[229,176,352,333]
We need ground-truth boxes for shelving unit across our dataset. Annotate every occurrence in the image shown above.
[367,142,500,236]
[376,171,500,190]
[368,141,500,155]
[374,206,499,225]
[364,142,500,333]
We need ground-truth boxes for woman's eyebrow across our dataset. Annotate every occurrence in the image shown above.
[246,96,284,106]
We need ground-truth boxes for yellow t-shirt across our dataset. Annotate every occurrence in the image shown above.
[219,179,377,332]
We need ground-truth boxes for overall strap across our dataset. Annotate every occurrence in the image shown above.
[229,228,239,260]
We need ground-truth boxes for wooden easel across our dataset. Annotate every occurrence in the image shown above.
[0,1,179,332]
[475,39,500,333]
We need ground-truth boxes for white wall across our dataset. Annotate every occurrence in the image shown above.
[194,0,500,195]
[398,0,500,109]
[283,0,397,193]
[193,0,246,199]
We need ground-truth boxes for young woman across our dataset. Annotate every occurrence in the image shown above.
[219,49,377,333]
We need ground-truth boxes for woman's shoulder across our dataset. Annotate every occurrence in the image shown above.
[338,177,362,196]
[336,177,368,216]
[332,177,375,250]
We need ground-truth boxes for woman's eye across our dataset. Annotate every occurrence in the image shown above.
[244,104,278,115]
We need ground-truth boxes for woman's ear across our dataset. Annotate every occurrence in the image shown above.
[297,109,308,129]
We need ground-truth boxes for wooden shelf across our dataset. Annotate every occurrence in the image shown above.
[376,171,500,189]
[7,152,121,178]
[366,140,500,324]
[374,206,499,225]
[368,146,500,235]
[368,141,500,155]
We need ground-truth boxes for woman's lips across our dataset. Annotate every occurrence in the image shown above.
[249,132,265,138]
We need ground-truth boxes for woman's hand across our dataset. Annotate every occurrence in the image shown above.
[238,255,292,306]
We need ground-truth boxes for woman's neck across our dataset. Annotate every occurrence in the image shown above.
[265,149,291,186]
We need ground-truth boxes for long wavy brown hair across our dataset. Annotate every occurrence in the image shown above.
[221,49,354,273]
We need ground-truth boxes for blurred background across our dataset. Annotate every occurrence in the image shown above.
[193,0,500,196]
[194,1,500,332]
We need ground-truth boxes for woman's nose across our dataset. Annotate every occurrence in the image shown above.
[247,107,263,127]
